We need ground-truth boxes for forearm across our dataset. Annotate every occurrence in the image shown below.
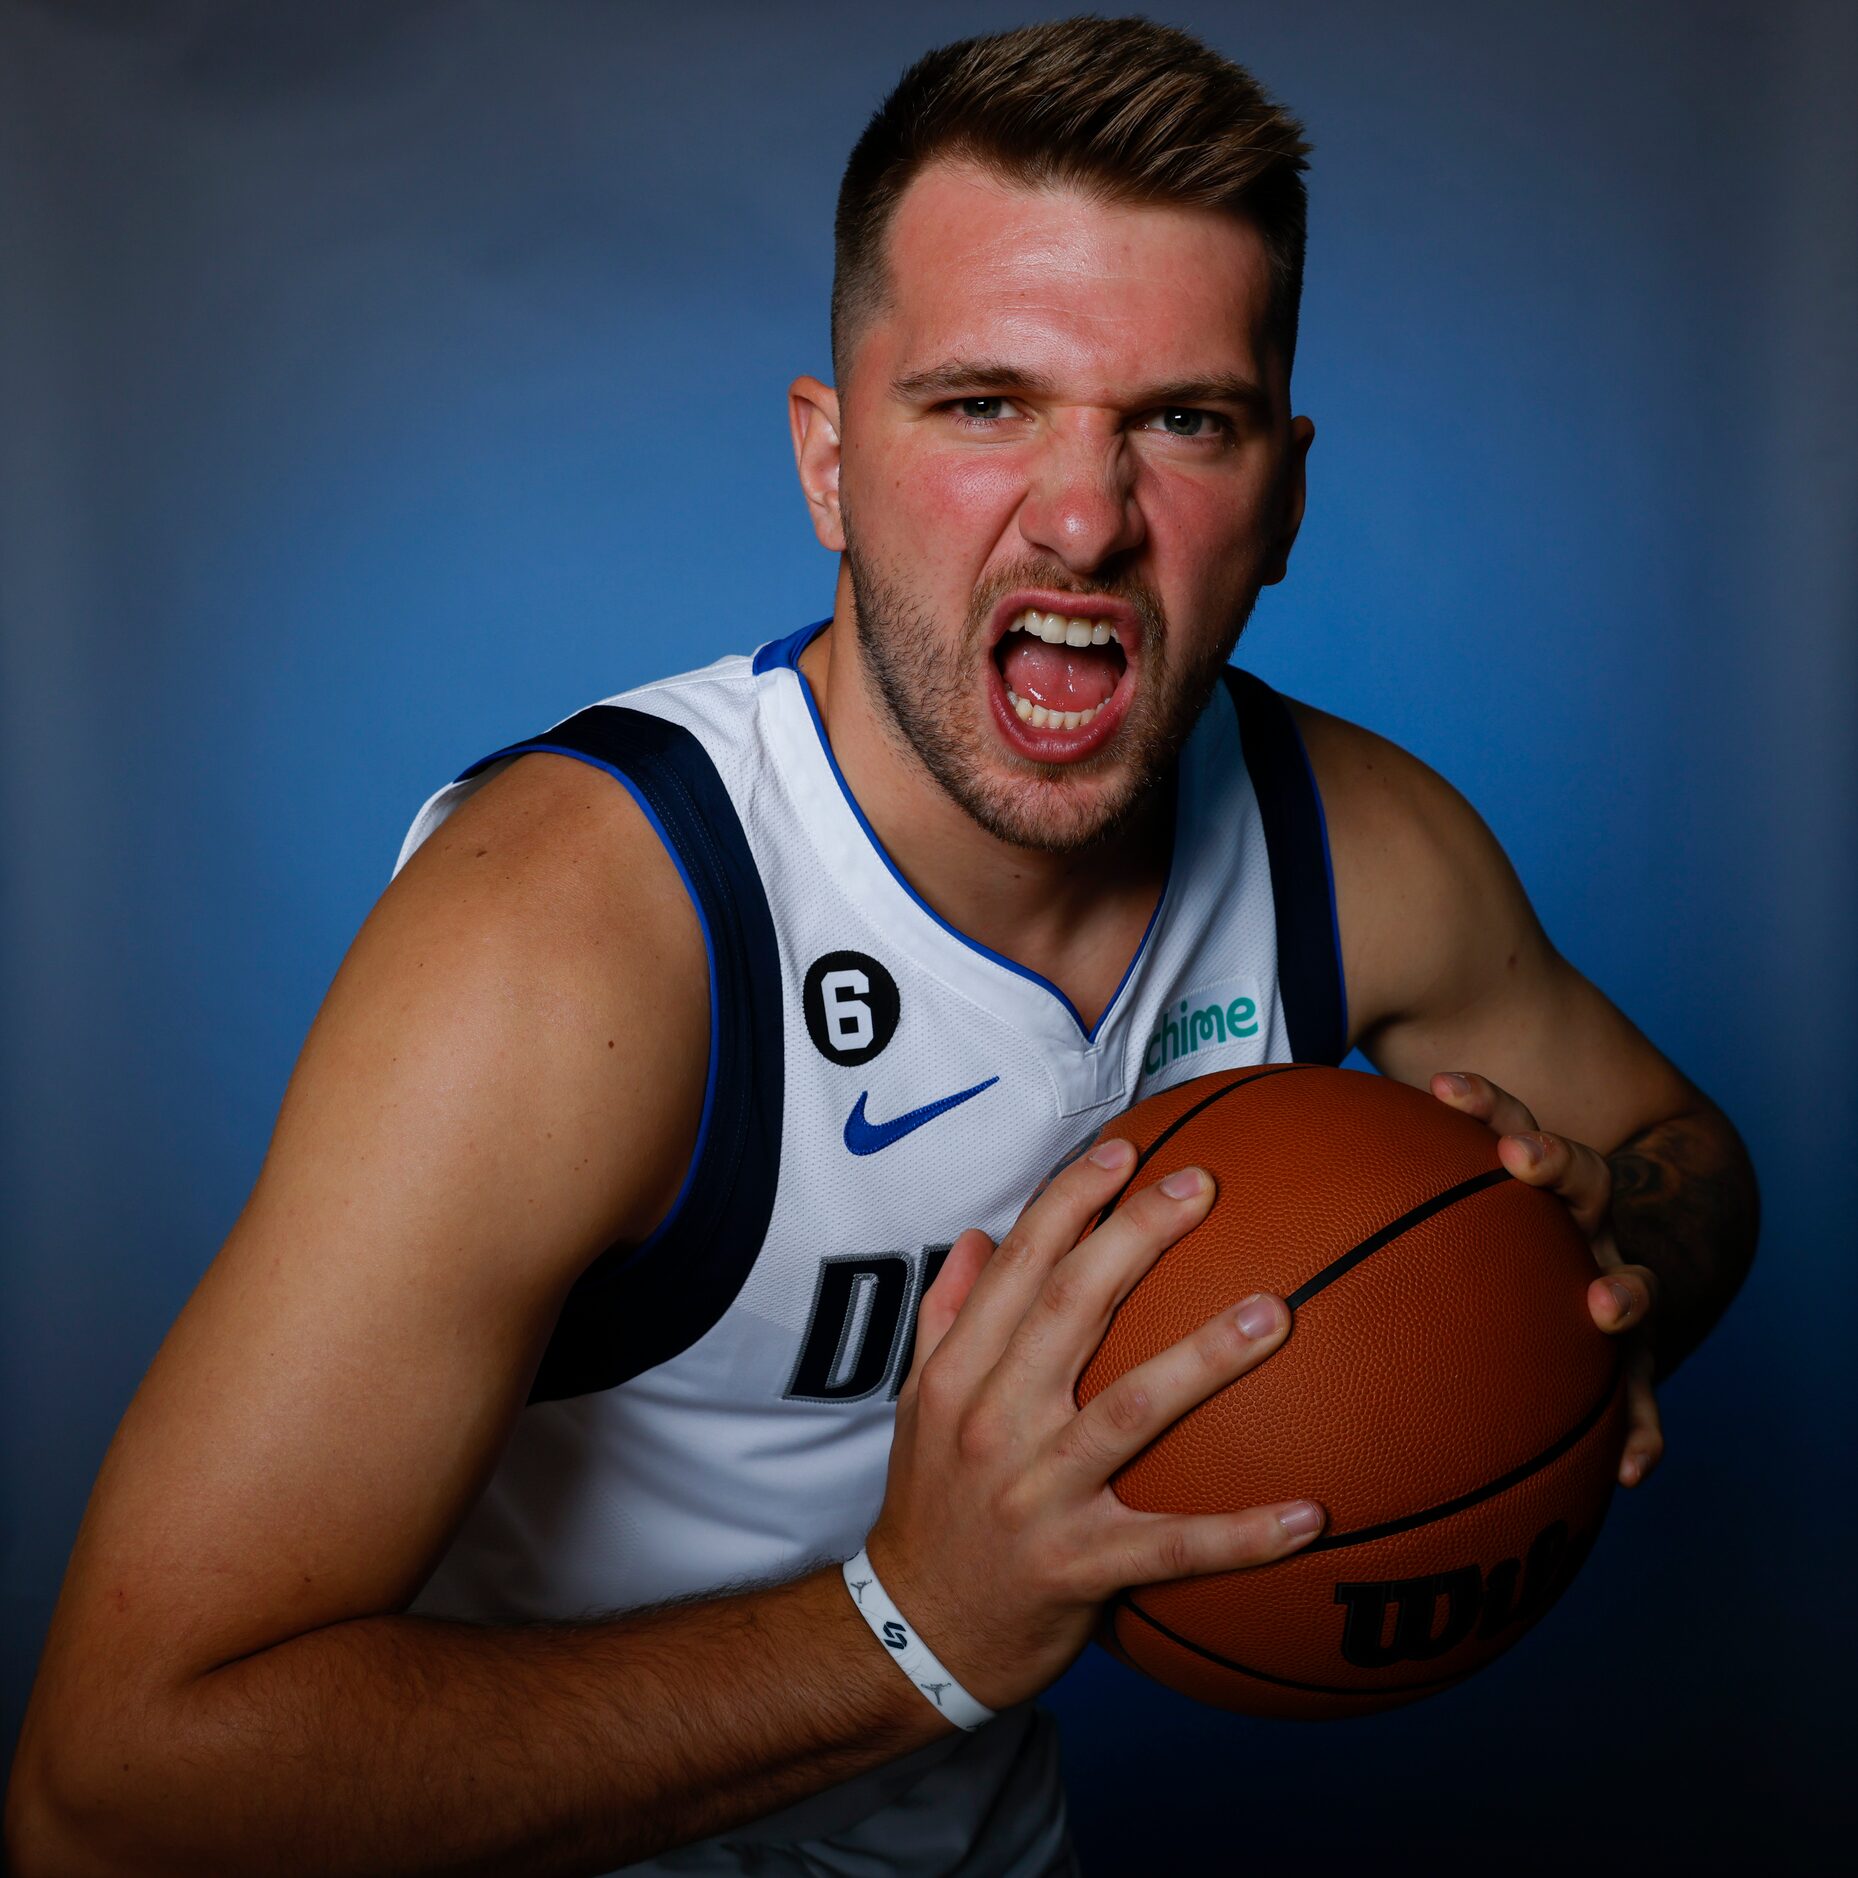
[12,1564,943,1878]
[1606,1101,1759,1377]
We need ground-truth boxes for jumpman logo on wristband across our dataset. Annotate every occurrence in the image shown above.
[842,1549,995,1732]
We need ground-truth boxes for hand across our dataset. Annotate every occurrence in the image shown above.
[1430,1070,1663,1488]
[864,1137,1324,1715]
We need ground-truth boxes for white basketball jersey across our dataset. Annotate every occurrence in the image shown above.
[394,621,1345,1873]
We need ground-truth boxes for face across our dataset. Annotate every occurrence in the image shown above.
[792,160,1313,854]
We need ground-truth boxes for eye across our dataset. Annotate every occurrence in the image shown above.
[1144,407,1227,439]
[947,396,1021,426]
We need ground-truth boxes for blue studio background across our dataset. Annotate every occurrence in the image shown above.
[3,1,1854,1870]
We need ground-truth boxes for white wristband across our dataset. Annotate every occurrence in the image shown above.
[842,1547,996,1733]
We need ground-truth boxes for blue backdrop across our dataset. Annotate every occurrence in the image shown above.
[3,2,1853,1869]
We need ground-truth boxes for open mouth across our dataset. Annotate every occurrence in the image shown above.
[987,595,1136,760]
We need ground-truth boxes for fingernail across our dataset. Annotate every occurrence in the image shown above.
[1234,1294,1280,1339]
[1607,1278,1636,1321]
[1088,1138,1134,1170]
[1278,1502,1324,1537]
[1159,1167,1206,1201]
[1438,1072,1470,1096]
[1509,1133,1545,1166]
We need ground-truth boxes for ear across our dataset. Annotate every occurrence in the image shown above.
[789,375,845,553]
[1261,414,1315,587]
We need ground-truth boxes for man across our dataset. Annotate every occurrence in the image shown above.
[7,17,1755,1876]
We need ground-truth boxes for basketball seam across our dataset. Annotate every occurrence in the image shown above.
[1302,1365,1622,1552]
[1113,1597,1471,1698]
[1283,1167,1510,1310]
[1125,1063,1316,1181]
[1092,1063,1316,1235]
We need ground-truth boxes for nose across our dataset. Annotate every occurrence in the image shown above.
[1016,424,1146,575]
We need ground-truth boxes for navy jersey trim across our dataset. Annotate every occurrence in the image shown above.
[1223,669,1349,1065]
[457,710,784,1400]
[753,621,1170,1041]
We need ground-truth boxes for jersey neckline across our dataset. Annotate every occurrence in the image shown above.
[752,619,1172,1045]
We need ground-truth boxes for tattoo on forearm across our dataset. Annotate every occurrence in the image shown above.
[1607,1108,1759,1377]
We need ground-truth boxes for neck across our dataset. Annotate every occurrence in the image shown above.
[797,579,1172,1030]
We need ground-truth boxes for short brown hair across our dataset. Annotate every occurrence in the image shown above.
[832,16,1311,380]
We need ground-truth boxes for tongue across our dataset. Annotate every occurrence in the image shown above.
[1000,638,1121,712]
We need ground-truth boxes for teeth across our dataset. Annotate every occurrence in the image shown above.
[1006,606,1125,646]
[1005,686,1101,732]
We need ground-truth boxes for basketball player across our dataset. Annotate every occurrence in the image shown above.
[7,19,1757,1877]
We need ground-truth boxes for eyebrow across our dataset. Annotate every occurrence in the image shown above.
[891,360,1057,401]
[890,358,1269,412]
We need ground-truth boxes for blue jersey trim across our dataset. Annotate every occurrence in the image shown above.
[751,621,822,676]
[754,619,1169,1043]
[456,708,785,1399]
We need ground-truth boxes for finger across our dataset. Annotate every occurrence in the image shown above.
[1618,1346,1664,1487]
[1587,1262,1659,1335]
[1048,1291,1289,1486]
[1498,1129,1613,1237]
[900,1229,996,1394]
[993,1165,1220,1392]
[1098,1498,1326,1596]
[1430,1070,1539,1137]
[936,1137,1154,1376]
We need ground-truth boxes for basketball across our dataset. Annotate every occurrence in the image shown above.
[1079,1063,1624,1720]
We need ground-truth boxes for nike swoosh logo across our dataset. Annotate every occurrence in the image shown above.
[844,1077,999,1156]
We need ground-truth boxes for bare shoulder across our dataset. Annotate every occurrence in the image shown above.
[17,750,711,1744]
[318,747,711,1262]
[1282,697,1552,1050]
[1285,696,1500,874]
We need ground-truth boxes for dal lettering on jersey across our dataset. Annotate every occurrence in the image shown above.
[1330,1519,1595,1668]
[784,1245,953,1403]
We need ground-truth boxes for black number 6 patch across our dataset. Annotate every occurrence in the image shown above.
[802,950,900,1066]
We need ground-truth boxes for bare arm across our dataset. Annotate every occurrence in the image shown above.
[5,754,940,1877]
[1604,1105,1759,1376]
[10,746,1322,1877]
[1294,700,1759,1379]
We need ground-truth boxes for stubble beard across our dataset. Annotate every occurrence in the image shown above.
[842,521,1253,857]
